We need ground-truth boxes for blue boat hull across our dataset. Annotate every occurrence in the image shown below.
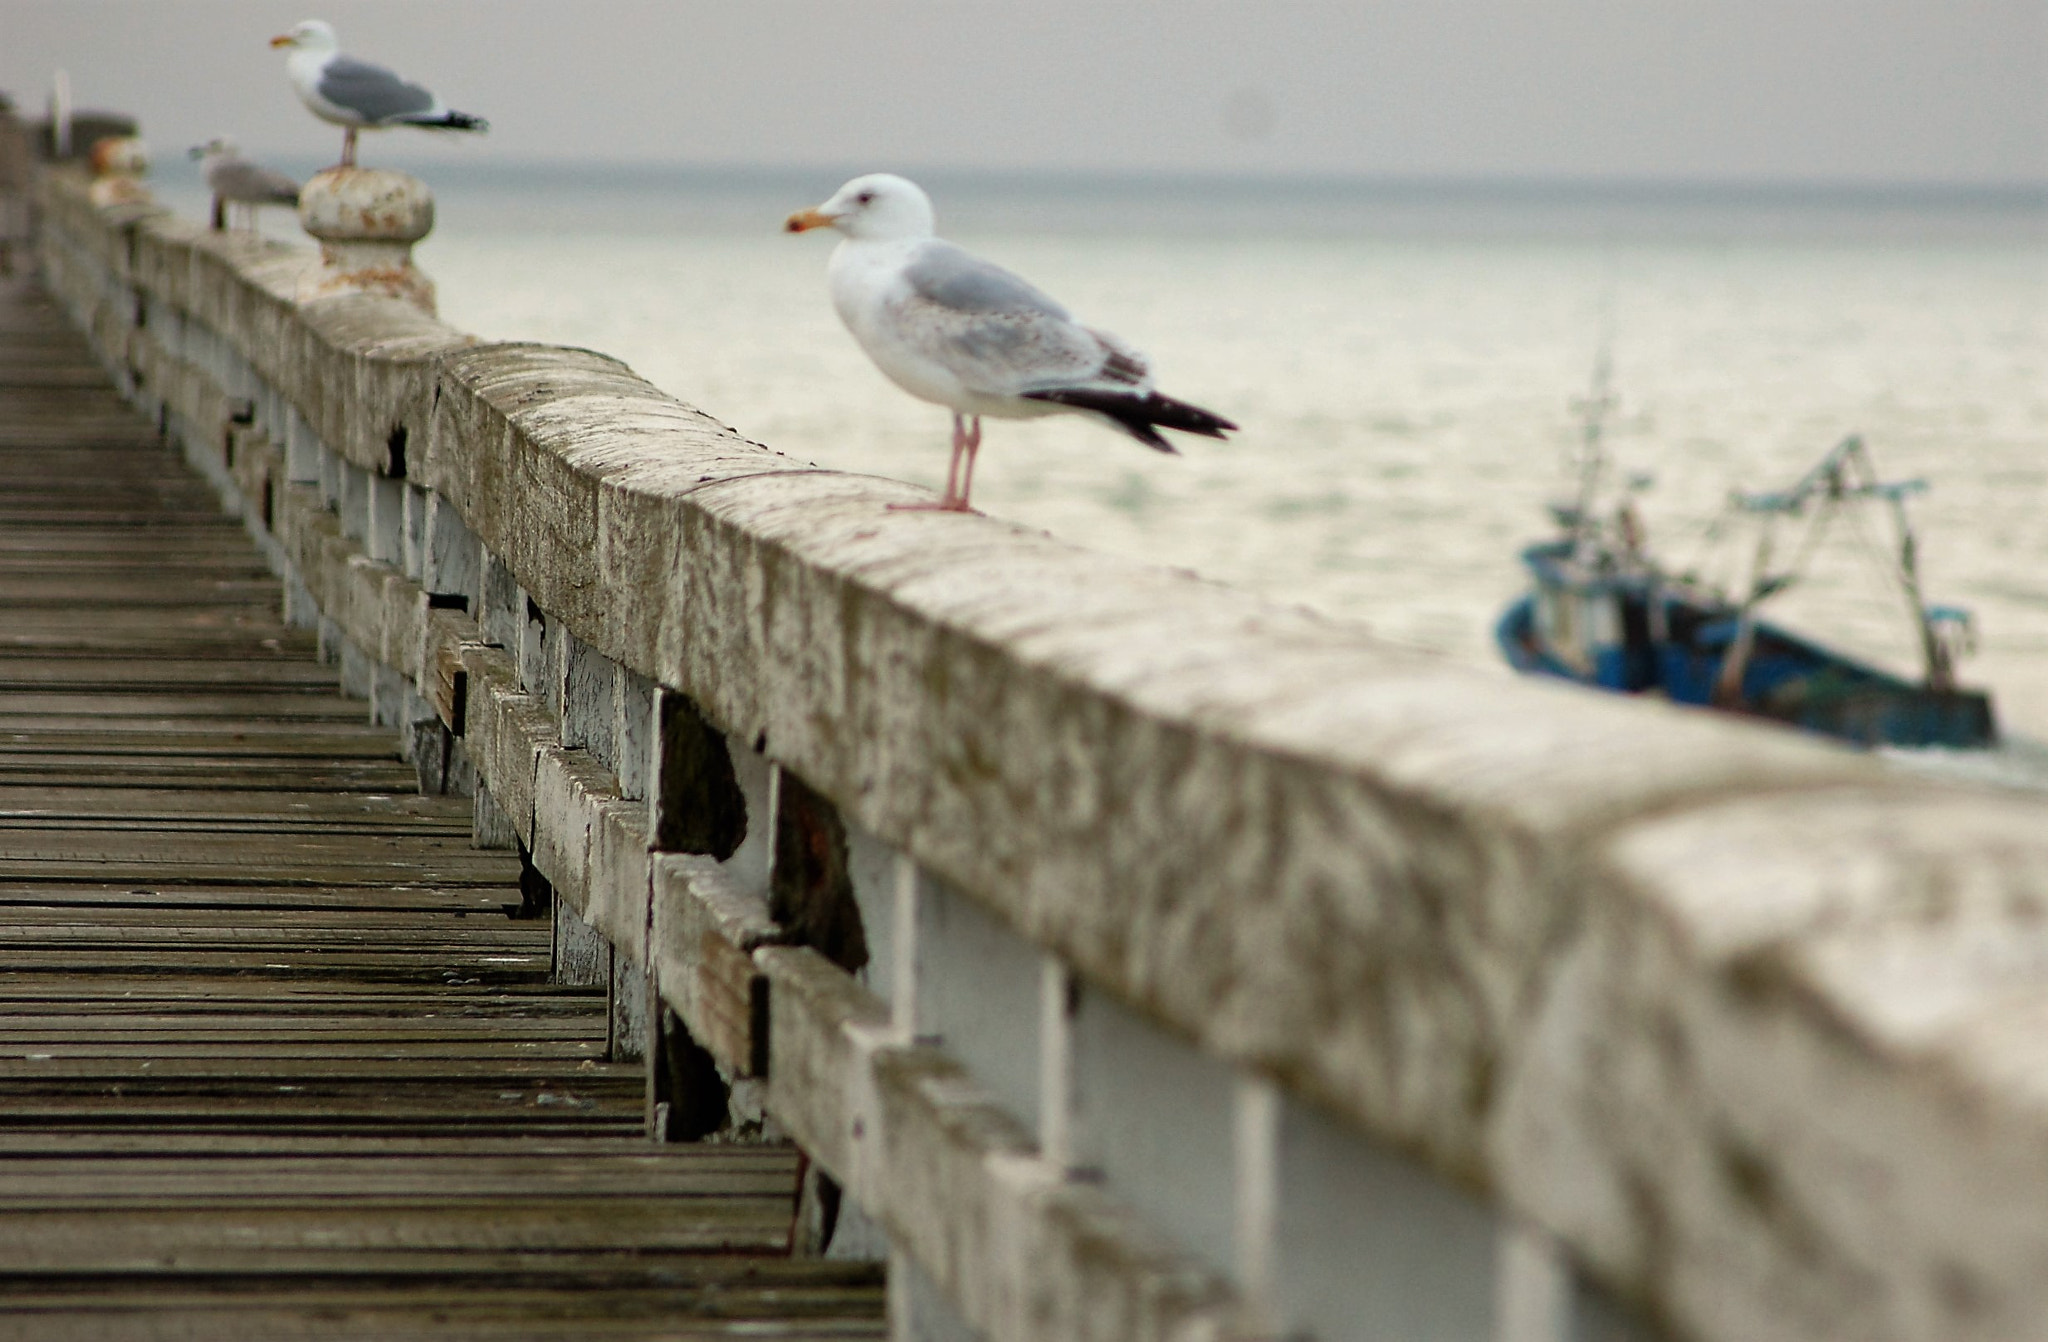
[1497,591,1998,750]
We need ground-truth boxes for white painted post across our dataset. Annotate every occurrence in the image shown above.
[479,552,520,651]
[912,878,1041,1129]
[1038,956,1072,1171]
[269,390,294,456]
[339,464,371,542]
[472,785,517,851]
[519,586,552,704]
[283,577,318,630]
[1497,1225,1570,1342]
[609,945,649,1063]
[1271,1092,1499,1340]
[892,853,919,1041]
[311,432,339,506]
[561,636,619,770]
[1234,1074,1280,1330]
[400,482,429,579]
[614,668,655,802]
[554,896,609,989]
[718,749,775,897]
[422,493,482,610]
[1068,986,1238,1274]
[367,472,404,565]
[888,1246,980,1342]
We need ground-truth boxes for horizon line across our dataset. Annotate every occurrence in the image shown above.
[147,149,2048,209]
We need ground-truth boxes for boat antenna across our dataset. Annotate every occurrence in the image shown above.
[1566,289,1620,558]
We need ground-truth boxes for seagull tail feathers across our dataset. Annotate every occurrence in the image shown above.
[406,110,489,133]
[1021,388,1237,454]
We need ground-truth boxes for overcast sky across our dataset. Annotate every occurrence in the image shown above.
[5,1,2044,186]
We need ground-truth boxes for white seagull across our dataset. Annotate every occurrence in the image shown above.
[270,20,487,169]
[786,174,1235,513]
[188,138,300,232]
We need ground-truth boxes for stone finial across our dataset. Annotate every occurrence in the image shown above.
[296,166,436,312]
[86,136,152,207]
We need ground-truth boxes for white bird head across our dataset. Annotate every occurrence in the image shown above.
[785,174,935,243]
[270,20,338,53]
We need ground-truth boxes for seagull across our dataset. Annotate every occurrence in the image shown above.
[785,174,1235,513]
[269,20,488,169]
[188,138,300,232]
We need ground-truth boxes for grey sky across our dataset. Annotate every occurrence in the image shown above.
[5,0,2044,185]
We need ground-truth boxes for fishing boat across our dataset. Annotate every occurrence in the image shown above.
[1496,370,1997,750]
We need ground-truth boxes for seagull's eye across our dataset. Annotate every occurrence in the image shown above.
[855,191,875,205]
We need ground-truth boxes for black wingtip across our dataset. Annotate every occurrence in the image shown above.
[1022,388,1234,452]
[1125,421,1177,453]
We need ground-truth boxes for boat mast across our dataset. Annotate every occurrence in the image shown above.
[1566,345,1617,561]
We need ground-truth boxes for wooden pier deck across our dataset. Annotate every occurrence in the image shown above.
[0,274,884,1336]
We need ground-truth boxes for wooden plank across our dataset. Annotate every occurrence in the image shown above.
[0,621,315,654]
[0,538,277,560]
[0,724,386,755]
[0,1311,879,1342]
[0,1277,885,1326]
[0,907,533,932]
[0,1133,796,1159]
[0,1060,633,1089]
[0,1152,796,1199]
[0,658,339,689]
[0,578,282,605]
[0,1196,793,1259]
[0,886,518,913]
[0,951,554,981]
[0,1013,592,1041]
[0,694,364,720]
[0,814,473,839]
[0,1284,885,1342]
[0,762,425,791]
[0,982,595,1009]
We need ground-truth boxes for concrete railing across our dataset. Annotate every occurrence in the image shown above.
[31,162,2048,1342]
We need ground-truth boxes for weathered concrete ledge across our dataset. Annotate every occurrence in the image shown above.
[35,166,2048,1342]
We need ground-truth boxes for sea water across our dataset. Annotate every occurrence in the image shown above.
[160,166,2048,745]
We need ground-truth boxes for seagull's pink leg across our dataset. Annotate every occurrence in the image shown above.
[943,413,967,504]
[956,416,983,509]
[887,413,980,513]
[340,127,357,169]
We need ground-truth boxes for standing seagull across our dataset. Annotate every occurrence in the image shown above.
[189,138,300,232]
[786,174,1234,513]
[270,20,487,169]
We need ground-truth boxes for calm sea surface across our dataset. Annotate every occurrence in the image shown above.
[161,166,2048,744]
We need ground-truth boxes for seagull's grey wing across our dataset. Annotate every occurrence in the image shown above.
[894,241,1146,397]
[904,241,1070,320]
[318,55,438,123]
[207,158,301,205]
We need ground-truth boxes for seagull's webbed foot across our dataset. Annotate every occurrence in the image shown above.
[885,499,980,515]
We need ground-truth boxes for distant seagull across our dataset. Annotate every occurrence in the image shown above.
[270,20,488,169]
[786,174,1235,513]
[188,138,300,232]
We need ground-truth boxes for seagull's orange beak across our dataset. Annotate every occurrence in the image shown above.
[784,207,835,234]
[269,33,296,48]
